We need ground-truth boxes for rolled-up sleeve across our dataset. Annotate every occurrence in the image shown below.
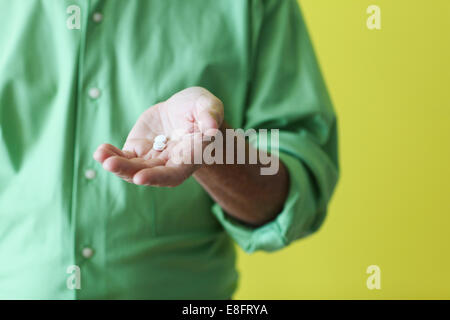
[211,0,339,253]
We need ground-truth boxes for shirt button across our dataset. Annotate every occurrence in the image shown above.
[84,169,96,180]
[82,247,94,259]
[89,87,101,99]
[93,12,103,23]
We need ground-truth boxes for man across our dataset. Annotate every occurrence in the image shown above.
[0,0,338,299]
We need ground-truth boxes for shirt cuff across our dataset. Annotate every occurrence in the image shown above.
[211,150,318,253]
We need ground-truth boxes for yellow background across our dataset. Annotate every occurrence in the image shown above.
[235,0,450,299]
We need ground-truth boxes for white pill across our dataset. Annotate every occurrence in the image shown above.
[153,141,166,151]
[154,135,167,144]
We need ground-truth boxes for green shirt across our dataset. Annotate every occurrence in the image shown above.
[0,0,338,299]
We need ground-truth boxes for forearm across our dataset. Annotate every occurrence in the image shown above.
[193,124,289,226]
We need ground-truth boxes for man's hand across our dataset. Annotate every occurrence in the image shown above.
[93,87,224,187]
[94,86,288,225]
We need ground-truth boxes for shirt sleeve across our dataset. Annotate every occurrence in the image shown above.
[211,0,339,253]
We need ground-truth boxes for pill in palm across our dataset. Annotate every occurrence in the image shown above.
[153,141,166,151]
[154,135,167,144]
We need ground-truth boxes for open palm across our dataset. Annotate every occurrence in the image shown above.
[93,87,224,187]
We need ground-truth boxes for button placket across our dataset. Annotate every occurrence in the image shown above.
[88,87,101,99]
[82,247,94,259]
[92,12,103,23]
[84,169,96,180]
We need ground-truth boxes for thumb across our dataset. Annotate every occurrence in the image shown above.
[195,94,224,137]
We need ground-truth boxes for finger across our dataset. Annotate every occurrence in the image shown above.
[133,164,194,187]
[195,94,224,137]
[123,138,153,159]
[103,156,165,179]
[146,141,174,160]
[93,143,128,163]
